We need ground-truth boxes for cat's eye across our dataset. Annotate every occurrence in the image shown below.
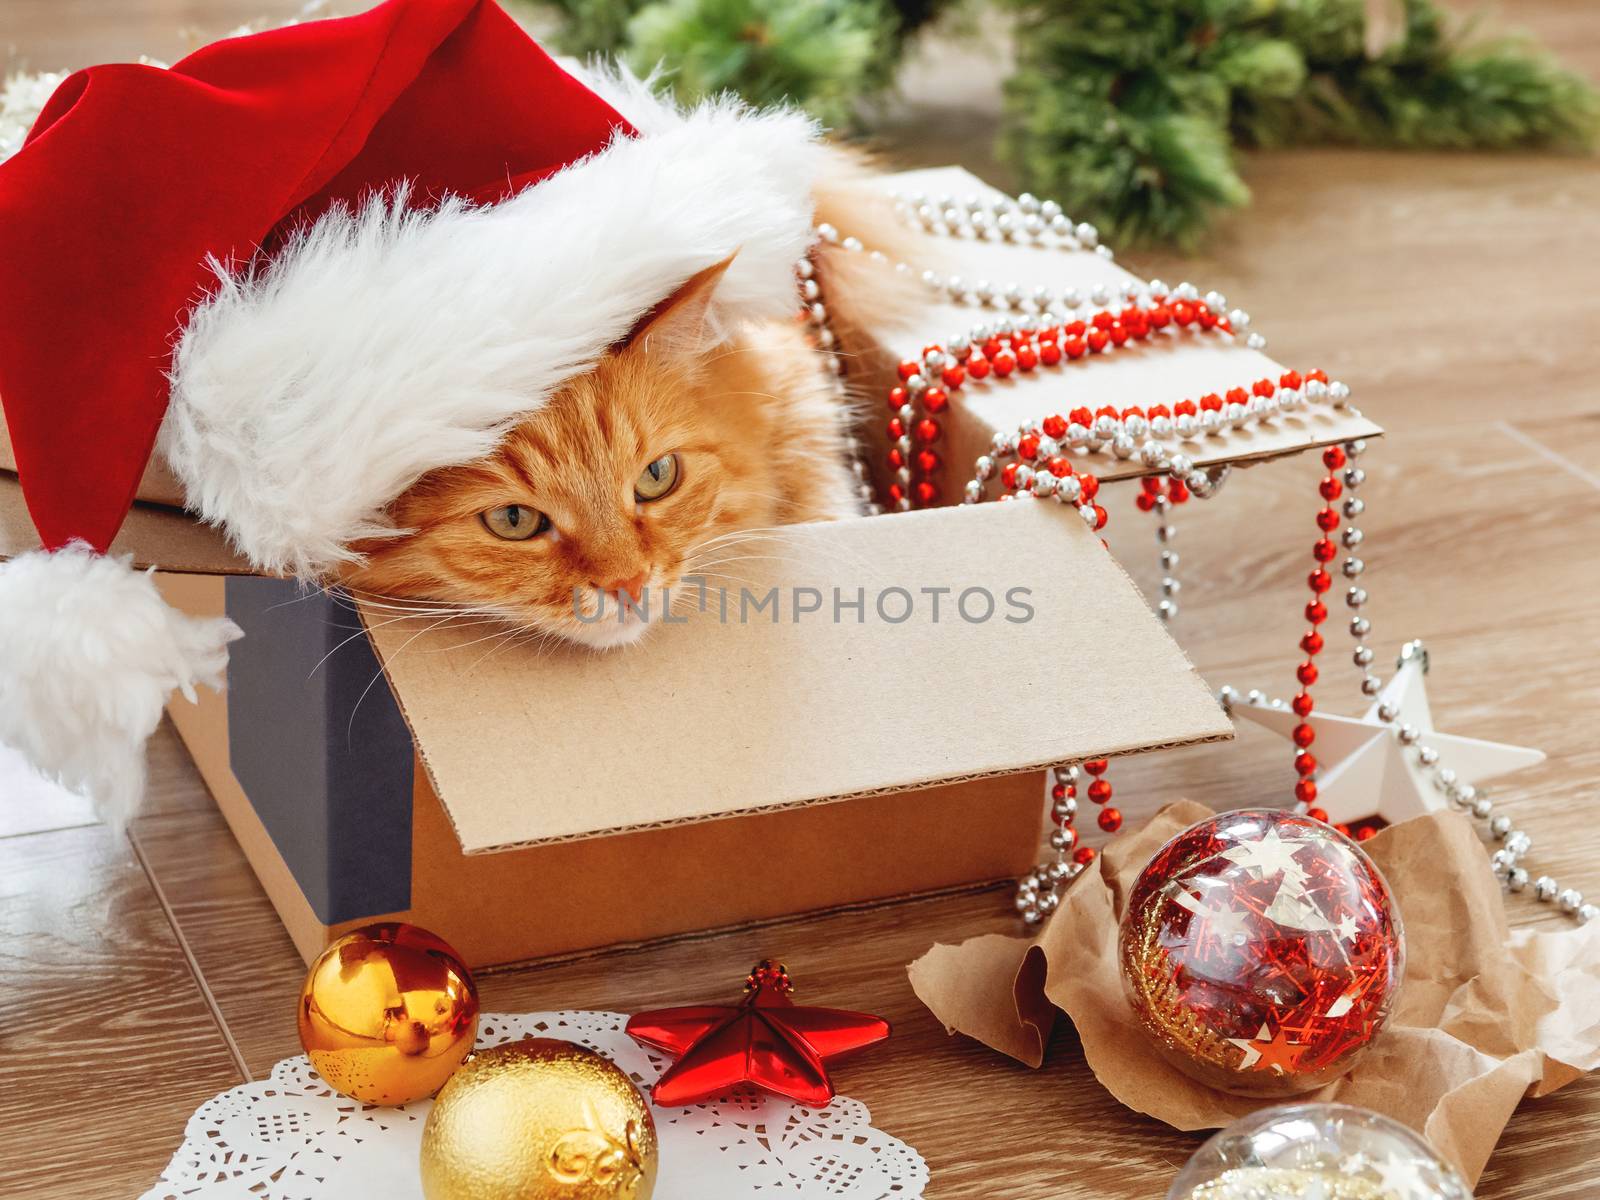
[635,453,680,502]
[480,504,549,540]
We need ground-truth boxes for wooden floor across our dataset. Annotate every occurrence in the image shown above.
[4,3,1600,1198]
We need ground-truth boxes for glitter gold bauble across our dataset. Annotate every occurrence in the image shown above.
[419,1038,657,1200]
[297,922,478,1106]
[1120,809,1403,1097]
[1169,1103,1473,1199]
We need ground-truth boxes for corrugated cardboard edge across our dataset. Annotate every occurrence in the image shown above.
[0,472,250,573]
[1,413,187,507]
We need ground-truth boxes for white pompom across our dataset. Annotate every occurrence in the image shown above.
[0,544,241,831]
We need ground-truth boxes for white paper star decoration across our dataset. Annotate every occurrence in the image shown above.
[1230,643,1545,826]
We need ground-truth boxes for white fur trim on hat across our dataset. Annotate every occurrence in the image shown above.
[162,85,822,579]
[0,544,240,831]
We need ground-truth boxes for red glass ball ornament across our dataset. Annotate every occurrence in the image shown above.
[1119,809,1403,1097]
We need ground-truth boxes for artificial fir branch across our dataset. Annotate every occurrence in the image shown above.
[524,0,1596,247]
[1000,0,1598,249]
[522,0,945,127]
[624,0,892,128]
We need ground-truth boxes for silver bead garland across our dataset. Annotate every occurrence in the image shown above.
[813,188,1584,927]
[1015,763,1090,927]
[800,233,882,515]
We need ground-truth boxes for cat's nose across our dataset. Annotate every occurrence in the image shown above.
[598,572,648,606]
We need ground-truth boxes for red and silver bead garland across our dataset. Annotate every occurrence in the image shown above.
[802,186,1587,927]
[1213,440,1593,925]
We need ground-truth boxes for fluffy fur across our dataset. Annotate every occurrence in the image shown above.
[338,263,861,648]
[0,545,240,829]
[163,95,824,579]
[325,115,933,650]
[1,63,928,830]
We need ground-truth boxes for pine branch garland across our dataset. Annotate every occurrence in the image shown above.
[623,0,892,128]
[523,0,1598,247]
[999,0,1599,249]
[521,0,946,128]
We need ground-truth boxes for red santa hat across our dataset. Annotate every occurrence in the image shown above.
[0,0,823,826]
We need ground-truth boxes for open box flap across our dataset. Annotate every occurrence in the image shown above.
[0,471,249,574]
[874,167,1383,478]
[362,500,1233,854]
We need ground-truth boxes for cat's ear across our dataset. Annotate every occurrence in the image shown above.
[623,252,738,357]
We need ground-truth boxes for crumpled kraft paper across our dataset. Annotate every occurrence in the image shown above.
[907,802,1600,1184]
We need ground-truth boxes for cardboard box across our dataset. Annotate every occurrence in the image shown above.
[852,168,1382,496]
[6,164,1395,969]
[0,458,1228,966]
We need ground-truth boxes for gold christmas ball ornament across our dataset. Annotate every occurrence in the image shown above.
[297,922,479,1106]
[420,1037,658,1200]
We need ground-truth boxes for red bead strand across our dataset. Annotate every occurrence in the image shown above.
[887,299,1235,514]
[1292,442,1349,814]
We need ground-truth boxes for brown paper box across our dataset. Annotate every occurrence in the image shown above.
[138,499,1233,966]
[851,167,1383,497]
[123,501,1233,966]
[157,573,1062,965]
[3,162,1389,967]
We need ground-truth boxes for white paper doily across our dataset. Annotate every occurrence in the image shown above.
[140,1010,927,1199]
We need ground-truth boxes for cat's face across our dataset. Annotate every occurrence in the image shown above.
[340,261,782,648]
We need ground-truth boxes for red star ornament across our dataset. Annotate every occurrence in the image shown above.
[625,961,890,1106]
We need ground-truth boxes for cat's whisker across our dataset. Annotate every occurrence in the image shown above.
[448,624,521,662]
[464,638,520,673]
[685,538,841,566]
[264,579,352,613]
[715,389,791,404]
[306,608,483,677]
[684,539,797,563]
[344,610,473,741]
[686,526,815,556]
[687,532,875,571]
[467,624,562,673]
[677,570,760,592]
[344,595,502,618]
[412,621,529,653]
[681,552,778,576]
[685,552,823,578]
[426,619,543,656]
[690,523,798,544]
[696,341,770,369]
[698,516,884,577]
[336,586,510,619]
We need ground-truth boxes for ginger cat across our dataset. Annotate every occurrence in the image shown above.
[339,166,917,648]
